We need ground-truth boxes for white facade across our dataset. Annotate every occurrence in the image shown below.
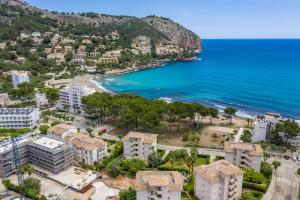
[194,160,243,200]
[0,108,40,129]
[47,123,77,139]
[65,133,107,165]
[59,84,96,113]
[136,171,183,200]
[11,70,30,89]
[122,132,157,162]
[224,142,263,171]
[252,113,281,142]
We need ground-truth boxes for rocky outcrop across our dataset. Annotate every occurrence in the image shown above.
[143,16,201,52]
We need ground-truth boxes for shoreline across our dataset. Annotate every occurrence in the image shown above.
[83,56,298,121]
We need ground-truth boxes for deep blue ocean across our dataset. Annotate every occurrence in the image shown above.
[96,39,300,119]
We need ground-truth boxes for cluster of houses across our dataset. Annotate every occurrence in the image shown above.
[0,30,185,74]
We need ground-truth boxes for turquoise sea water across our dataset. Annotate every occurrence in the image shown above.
[96,39,300,119]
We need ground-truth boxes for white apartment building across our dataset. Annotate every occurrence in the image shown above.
[0,108,40,129]
[59,84,96,113]
[194,160,243,200]
[224,142,263,171]
[47,123,77,139]
[252,112,281,142]
[11,70,30,89]
[65,133,107,165]
[122,132,157,162]
[135,171,183,200]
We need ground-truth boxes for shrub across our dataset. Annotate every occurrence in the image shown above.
[182,132,189,141]
[172,149,188,160]
[297,168,300,175]
[119,187,136,200]
[260,162,273,179]
[157,165,188,173]
[243,168,265,184]
[242,182,267,192]
[241,191,263,200]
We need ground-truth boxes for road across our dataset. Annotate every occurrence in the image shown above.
[263,157,299,200]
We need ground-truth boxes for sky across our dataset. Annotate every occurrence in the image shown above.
[26,0,300,39]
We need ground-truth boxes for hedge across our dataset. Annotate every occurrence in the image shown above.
[242,181,267,192]
[198,154,210,164]
[157,165,188,173]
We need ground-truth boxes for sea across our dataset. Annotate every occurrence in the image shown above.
[96,39,300,119]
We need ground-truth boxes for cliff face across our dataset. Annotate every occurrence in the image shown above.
[143,16,201,52]
[1,0,201,51]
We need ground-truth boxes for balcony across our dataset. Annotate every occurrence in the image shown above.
[229,184,237,191]
[229,177,237,185]
[228,190,236,198]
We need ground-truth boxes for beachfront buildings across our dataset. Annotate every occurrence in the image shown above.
[135,171,183,200]
[27,136,74,174]
[0,108,40,129]
[47,123,77,139]
[122,132,157,162]
[64,133,107,165]
[59,84,96,113]
[224,142,263,171]
[194,160,243,200]
[11,70,30,89]
[252,112,281,142]
[0,134,74,178]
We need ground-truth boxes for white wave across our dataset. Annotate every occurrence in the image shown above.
[236,110,255,120]
[214,104,226,110]
[90,78,113,93]
[159,97,172,103]
[105,78,115,82]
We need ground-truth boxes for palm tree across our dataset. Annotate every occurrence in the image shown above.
[272,160,281,175]
[26,164,34,178]
[187,146,198,181]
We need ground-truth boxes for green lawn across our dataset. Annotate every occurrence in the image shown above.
[0,128,30,138]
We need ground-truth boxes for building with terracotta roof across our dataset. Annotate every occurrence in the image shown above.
[122,132,157,162]
[224,142,263,171]
[65,133,107,165]
[47,123,77,139]
[194,160,243,200]
[135,171,183,200]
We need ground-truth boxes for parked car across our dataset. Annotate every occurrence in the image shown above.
[284,155,290,160]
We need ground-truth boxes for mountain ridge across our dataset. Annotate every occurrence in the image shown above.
[0,0,201,51]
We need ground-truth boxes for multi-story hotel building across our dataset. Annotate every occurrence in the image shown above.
[0,108,40,129]
[59,84,95,113]
[194,160,243,200]
[122,132,157,162]
[224,142,263,171]
[135,171,183,200]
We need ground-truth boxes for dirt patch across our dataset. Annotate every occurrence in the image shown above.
[101,174,135,190]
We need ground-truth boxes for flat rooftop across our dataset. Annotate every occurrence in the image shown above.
[32,137,65,149]
[0,108,38,115]
[0,133,36,153]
